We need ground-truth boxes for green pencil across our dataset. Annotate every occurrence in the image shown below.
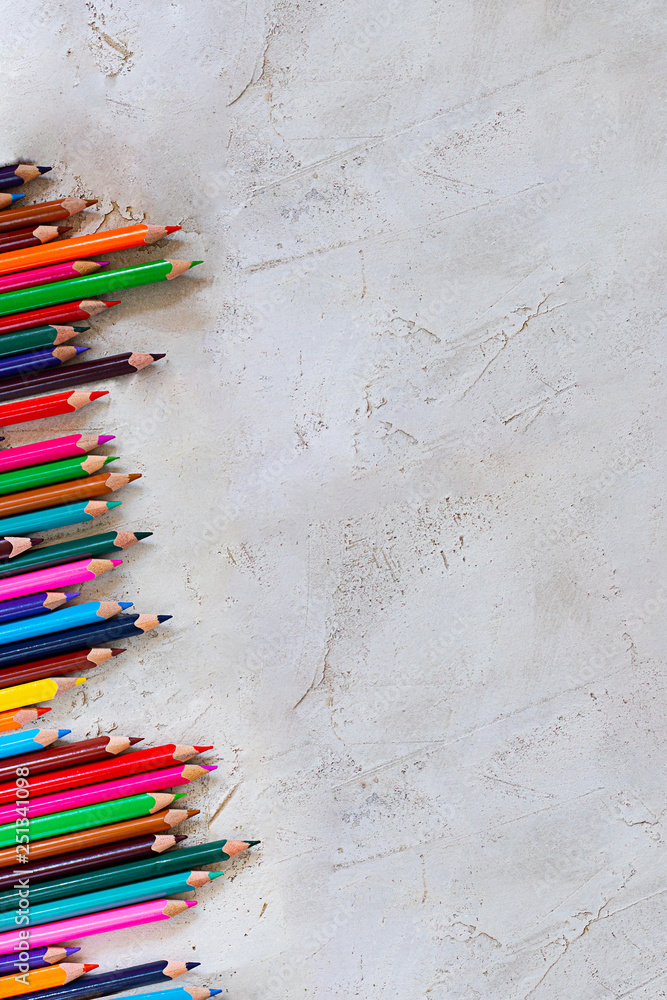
[0,455,118,497]
[0,791,185,848]
[0,260,202,318]
[0,869,221,930]
[0,500,121,537]
[0,325,89,359]
[0,838,257,911]
[0,529,152,579]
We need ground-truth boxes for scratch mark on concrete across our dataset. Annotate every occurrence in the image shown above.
[208,784,238,826]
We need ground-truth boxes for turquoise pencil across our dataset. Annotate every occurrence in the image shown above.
[0,500,121,537]
[0,869,221,930]
[0,727,69,758]
[0,600,133,646]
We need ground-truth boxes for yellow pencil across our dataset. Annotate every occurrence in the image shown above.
[0,676,85,713]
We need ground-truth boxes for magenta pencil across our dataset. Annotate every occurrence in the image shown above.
[0,558,122,603]
[0,434,115,474]
[0,763,216,823]
[0,899,196,954]
[0,262,109,295]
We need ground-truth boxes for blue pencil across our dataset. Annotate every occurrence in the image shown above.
[0,599,133,646]
[0,345,88,380]
[0,727,69,758]
[0,591,79,626]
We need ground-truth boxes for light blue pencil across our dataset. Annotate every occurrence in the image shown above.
[0,500,122,537]
[0,599,133,646]
[0,727,69,758]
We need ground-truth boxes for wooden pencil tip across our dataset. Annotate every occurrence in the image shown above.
[90,391,109,400]
[129,736,144,743]
[111,648,127,656]
[84,199,98,206]
[165,226,181,233]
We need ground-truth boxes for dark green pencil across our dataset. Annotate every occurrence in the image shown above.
[0,530,152,579]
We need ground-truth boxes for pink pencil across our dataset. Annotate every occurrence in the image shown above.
[0,899,196,954]
[0,261,109,295]
[0,434,115,474]
[0,763,217,823]
[0,558,121,603]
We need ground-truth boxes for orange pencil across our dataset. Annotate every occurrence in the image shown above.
[0,224,181,276]
[0,963,97,999]
[0,706,50,732]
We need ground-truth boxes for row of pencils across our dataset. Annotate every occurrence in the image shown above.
[0,162,253,996]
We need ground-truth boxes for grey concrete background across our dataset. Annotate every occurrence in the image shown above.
[0,1,665,997]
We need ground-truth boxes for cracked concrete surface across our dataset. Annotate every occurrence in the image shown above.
[0,1,664,997]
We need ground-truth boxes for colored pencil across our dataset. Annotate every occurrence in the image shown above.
[10,961,197,1000]
[0,615,169,667]
[0,224,181,276]
[0,473,138,520]
[0,764,212,824]
[0,834,186,890]
[0,592,78,625]
[0,744,208,803]
[0,530,150,578]
[0,354,165,403]
[0,647,122,689]
[0,196,24,208]
[0,261,200,317]
[0,391,107,428]
[104,989,219,1000]
[0,899,195,955]
[0,435,114,475]
[0,677,85,712]
[0,500,119,538]
[0,791,181,848]
[0,325,88,360]
[0,558,121,603]
[0,165,50,186]
[0,948,79,977]
[0,735,142,786]
[0,807,197,868]
[0,262,107,295]
[0,964,96,998]
[0,200,96,235]
[0,538,41,561]
[0,228,70,254]
[0,839,254,916]
[0,870,219,932]
[0,727,68,759]
[0,707,50,732]
[0,301,117,337]
[0,602,132,645]
[0,345,89,380]
[0,455,117,497]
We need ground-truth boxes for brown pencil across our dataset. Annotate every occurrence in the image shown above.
[0,472,141,518]
[0,227,70,253]
[0,537,41,560]
[0,808,199,868]
[0,647,124,690]
[0,200,96,236]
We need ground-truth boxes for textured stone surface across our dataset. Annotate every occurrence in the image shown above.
[0,2,665,997]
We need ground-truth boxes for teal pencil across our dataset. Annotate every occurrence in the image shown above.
[0,870,222,930]
[0,500,121,537]
[0,727,69,759]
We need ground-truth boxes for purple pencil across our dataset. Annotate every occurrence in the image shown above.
[0,591,79,626]
[0,945,79,974]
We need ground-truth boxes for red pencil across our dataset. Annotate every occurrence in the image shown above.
[0,391,108,426]
[0,301,119,335]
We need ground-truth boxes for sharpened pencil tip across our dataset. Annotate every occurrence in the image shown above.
[128,736,143,744]
[82,965,98,972]
[64,593,81,602]
[119,601,134,609]
[157,615,172,623]
[185,900,197,909]
[110,559,123,567]
[189,260,203,268]
[208,871,225,880]
[74,346,90,355]
[104,301,121,307]
[151,354,166,361]
[56,729,71,738]
[128,473,142,482]
[98,435,115,444]
[10,194,25,202]
[210,991,222,996]
[38,166,52,174]
[174,834,188,842]
[245,840,261,846]
[135,532,153,540]
[36,708,51,716]
[110,648,126,655]
[185,963,200,970]
[90,391,109,400]
[75,678,86,686]
[65,947,81,956]
[84,199,98,206]
[201,764,218,771]
[165,226,181,233]
[102,456,119,465]
[107,501,122,509]
[174,792,186,800]
[73,326,90,332]
[193,746,214,753]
